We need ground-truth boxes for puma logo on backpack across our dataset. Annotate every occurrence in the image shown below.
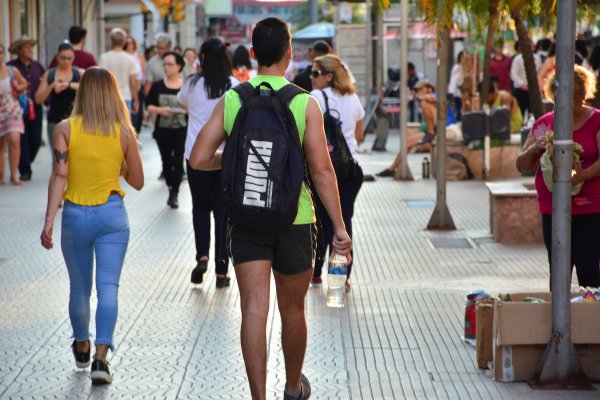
[221,82,308,231]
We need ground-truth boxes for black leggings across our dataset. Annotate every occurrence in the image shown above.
[155,128,186,194]
[542,213,600,289]
[186,162,229,275]
[312,164,364,279]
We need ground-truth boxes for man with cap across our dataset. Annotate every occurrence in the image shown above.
[7,36,45,181]
[292,40,331,92]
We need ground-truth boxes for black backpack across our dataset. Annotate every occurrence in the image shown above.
[221,82,308,232]
[321,90,354,182]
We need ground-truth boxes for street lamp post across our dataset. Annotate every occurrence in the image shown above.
[531,0,591,389]
[309,0,318,25]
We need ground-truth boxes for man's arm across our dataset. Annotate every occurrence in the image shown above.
[304,97,352,257]
[130,73,140,114]
[189,97,226,170]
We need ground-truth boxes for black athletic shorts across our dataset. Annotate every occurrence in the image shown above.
[226,221,317,275]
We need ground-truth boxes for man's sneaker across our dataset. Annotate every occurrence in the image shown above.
[311,277,322,287]
[71,340,91,368]
[90,359,112,385]
[191,259,208,284]
[283,373,311,400]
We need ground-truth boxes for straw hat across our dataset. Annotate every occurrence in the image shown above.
[9,36,38,53]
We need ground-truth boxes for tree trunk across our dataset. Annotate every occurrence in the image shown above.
[511,8,544,119]
[481,0,500,103]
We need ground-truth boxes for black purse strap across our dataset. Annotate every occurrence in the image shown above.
[320,89,331,114]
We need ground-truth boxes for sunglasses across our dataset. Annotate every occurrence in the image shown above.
[311,70,329,78]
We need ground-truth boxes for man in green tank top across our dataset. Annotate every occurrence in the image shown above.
[189,18,352,400]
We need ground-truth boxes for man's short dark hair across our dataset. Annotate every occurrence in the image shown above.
[311,40,330,56]
[252,18,290,67]
[407,62,415,71]
[69,26,87,44]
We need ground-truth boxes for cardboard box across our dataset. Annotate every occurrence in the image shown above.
[492,292,600,382]
[476,300,494,369]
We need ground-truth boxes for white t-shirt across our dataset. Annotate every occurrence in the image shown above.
[311,87,365,161]
[447,63,463,98]
[99,50,139,101]
[178,75,240,160]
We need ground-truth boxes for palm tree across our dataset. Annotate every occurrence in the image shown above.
[417,0,457,230]
[479,0,501,104]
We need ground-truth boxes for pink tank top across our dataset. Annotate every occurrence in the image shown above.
[532,109,600,215]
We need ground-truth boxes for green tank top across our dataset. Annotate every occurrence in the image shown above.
[223,75,316,225]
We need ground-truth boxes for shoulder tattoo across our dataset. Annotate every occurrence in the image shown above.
[54,149,69,164]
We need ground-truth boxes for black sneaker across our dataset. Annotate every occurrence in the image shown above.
[283,373,311,400]
[216,276,231,288]
[191,259,208,284]
[71,340,91,368]
[90,359,112,385]
[167,192,179,209]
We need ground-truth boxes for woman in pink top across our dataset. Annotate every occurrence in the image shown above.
[517,65,600,288]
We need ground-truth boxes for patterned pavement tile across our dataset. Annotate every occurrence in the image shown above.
[1,131,599,399]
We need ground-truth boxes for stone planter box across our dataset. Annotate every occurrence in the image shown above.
[485,179,543,244]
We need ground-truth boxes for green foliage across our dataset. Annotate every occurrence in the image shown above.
[415,0,455,27]
[289,2,332,31]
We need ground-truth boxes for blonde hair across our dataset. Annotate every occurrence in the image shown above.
[71,67,133,138]
[110,28,127,47]
[544,64,597,102]
[125,35,138,52]
[314,54,355,95]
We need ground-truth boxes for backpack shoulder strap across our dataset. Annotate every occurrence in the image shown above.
[277,83,307,106]
[72,68,81,82]
[48,68,56,84]
[232,82,255,105]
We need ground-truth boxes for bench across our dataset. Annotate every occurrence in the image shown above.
[485,179,543,244]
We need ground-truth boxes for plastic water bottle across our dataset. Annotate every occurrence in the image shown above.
[326,253,348,308]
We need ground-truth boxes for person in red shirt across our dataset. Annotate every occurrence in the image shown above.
[49,26,97,70]
[490,41,512,92]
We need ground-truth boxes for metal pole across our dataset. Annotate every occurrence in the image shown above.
[427,4,455,230]
[139,0,162,36]
[395,0,413,180]
[532,0,590,389]
[309,0,318,25]
[365,0,373,100]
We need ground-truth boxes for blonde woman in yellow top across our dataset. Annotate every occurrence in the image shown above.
[40,67,144,385]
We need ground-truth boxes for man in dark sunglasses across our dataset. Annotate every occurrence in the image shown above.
[293,40,331,91]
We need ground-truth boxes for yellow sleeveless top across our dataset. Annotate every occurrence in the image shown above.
[63,116,125,205]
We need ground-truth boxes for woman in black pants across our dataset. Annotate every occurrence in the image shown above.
[146,51,187,208]
[177,39,238,288]
[309,54,365,291]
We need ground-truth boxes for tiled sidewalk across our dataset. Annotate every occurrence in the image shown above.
[0,130,597,399]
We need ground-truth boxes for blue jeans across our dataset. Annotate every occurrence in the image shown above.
[61,194,130,351]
